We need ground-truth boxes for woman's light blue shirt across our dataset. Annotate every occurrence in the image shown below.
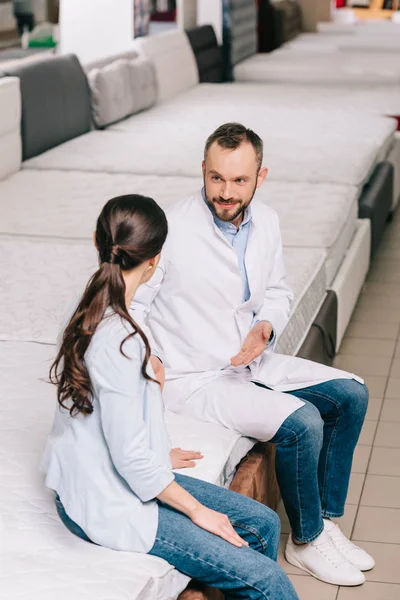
[41,311,174,553]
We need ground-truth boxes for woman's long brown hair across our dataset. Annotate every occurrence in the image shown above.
[49,194,168,416]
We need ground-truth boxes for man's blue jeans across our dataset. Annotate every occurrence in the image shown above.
[269,378,369,543]
[56,473,299,599]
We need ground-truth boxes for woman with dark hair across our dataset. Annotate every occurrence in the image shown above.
[42,194,298,600]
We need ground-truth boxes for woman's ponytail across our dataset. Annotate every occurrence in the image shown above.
[49,195,168,416]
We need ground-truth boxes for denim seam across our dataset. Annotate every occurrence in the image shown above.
[296,389,341,514]
[322,511,344,519]
[153,536,271,599]
[230,520,268,554]
[276,424,307,541]
[296,523,325,544]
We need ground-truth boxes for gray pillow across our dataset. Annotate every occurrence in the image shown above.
[128,55,157,114]
[88,59,133,128]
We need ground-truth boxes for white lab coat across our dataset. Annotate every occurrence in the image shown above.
[132,191,361,438]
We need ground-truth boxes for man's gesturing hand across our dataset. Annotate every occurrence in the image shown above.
[230,321,273,367]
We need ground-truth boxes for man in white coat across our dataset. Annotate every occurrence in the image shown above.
[132,123,374,586]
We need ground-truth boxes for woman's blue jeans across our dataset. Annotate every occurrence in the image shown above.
[269,378,369,543]
[55,473,298,599]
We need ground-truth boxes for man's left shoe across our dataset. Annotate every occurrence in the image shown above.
[323,518,375,571]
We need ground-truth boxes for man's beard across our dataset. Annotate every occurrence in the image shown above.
[204,180,258,223]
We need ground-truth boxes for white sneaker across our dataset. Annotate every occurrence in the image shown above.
[323,518,375,571]
[285,530,365,586]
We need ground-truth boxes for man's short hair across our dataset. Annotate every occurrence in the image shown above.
[204,122,263,170]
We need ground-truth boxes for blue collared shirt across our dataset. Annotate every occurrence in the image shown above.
[203,190,274,344]
[212,206,252,303]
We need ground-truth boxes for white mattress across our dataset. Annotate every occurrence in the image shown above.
[0,340,256,599]
[234,52,400,86]
[23,110,392,188]
[330,219,371,350]
[282,33,400,54]
[0,170,200,239]
[0,77,22,181]
[181,82,400,119]
[0,170,356,286]
[278,248,327,356]
[0,236,326,359]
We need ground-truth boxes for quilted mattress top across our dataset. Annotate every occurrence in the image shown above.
[234,51,400,86]
[23,102,394,187]
[184,82,400,119]
[0,235,326,351]
[0,170,358,253]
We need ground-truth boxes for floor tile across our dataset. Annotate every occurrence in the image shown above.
[361,281,400,297]
[368,263,400,284]
[353,506,400,543]
[374,422,400,448]
[369,447,400,477]
[380,398,400,422]
[395,342,400,359]
[345,322,398,341]
[288,574,338,600]
[389,360,400,378]
[347,473,365,506]
[351,306,400,326]
[339,338,396,358]
[359,421,378,446]
[338,582,400,600]
[334,355,391,377]
[352,445,372,474]
[356,295,400,311]
[386,378,400,398]
[361,475,400,509]
[363,376,387,398]
[352,542,400,584]
[333,504,358,539]
[366,397,383,421]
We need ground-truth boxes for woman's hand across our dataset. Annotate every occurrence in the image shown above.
[170,447,203,469]
[157,482,248,548]
[189,505,248,548]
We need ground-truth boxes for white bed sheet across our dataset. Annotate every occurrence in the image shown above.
[0,340,256,599]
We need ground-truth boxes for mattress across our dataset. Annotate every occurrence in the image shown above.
[0,340,256,598]
[234,52,400,86]
[0,170,200,239]
[0,171,357,287]
[283,34,400,54]
[0,237,326,361]
[330,219,371,350]
[277,247,327,356]
[23,115,391,189]
[257,181,359,286]
[0,77,22,181]
[182,82,400,119]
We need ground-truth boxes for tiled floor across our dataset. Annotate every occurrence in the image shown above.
[278,206,400,599]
